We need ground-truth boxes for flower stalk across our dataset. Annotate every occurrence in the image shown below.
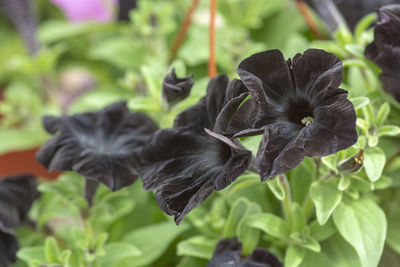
[208,0,217,77]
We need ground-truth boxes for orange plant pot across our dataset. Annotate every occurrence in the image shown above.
[0,147,60,180]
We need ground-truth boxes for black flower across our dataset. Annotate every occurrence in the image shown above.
[0,174,38,267]
[162,68,194,107]
[237,49,357,180]
[207,237,283,267]
[365,5,400,101]
[138,75,253,224]
[36,101,158,191]
[0,224,18,267]
[303,0,400,32]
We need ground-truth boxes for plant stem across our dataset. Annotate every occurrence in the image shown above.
[169,0,200,62]
[302,158,320,219]
[280,174,293,226]
[295,0,323,39]
[208,0,217,77]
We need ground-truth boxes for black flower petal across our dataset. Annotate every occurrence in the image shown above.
[0,175,38,228]
[304,0,400,32]
[139,75,253,224]
[0,224,18,267]
[237,49,357,180]
[206,237,282,267]
[365,5,400,101]
[36,101,158,191]
[162,68,194,107]
[0,174,38,267]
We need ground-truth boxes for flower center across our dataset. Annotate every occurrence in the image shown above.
[286,98,314,126]
[301,116,314,126]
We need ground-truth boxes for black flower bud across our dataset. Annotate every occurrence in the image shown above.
[162,68,194,107]
[338,149,364,174]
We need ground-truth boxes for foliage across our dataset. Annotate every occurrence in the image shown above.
[1,0,400,266]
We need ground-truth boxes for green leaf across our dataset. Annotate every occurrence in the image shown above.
[45,237,60,264]
[245,213,290,240]
[350,97,370,110]
[98,243,141,267]
[321,154,338,174]
[299,250,335,267]
[267,177,285,200]
[363,147,386,182]
[89,37,147,70]
[323,234,362,267]
[177,236,217,260]
[17,247,46,265]
[309,219,336,242]
[238,202,261,254]
[354,13,377,44]
[362,104,374,127]
[292,203,306,232]
[338,175,351,191]
[302,236,321,253]
[375,102,390,127]
[120,221,188,267]
[310,181,343,225]
[284,245,305,267]
[223,198,249,237]
[377,125,400,137]
[0,128,47,154]
[332,199,387,267]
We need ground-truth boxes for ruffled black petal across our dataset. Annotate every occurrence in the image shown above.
[0,175,38,228]
[36,101,158,191]
[304,0,400,32]
[139,76,252,224]
[238,49,357,180]
[0,174,38,267]
[0,224,19,267]
[162,68,194,107]
[365,5,400,101]
[206,237,282,267]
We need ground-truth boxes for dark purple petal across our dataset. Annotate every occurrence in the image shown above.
[237,49,357,179]
[139,127,251,224]
[207,237,283,267]
[36,101,158,191]
[206,74,230,124]
[291,49,342,103]
[0,224,19,266]
[162,68,194,107]
[237,50,295,109]
[257,123,305,180]
[365,6,400,101]
[0,175,39,228]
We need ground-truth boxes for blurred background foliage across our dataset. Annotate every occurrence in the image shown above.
[1,0,400,266]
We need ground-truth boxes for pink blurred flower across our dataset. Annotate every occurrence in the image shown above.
[50,0,117,23]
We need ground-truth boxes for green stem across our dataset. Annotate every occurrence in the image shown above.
[280,174,293,226]
[302,158,320,219]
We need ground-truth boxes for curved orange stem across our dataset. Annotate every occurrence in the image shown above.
[170,0,200,62]
[208,0,217,78]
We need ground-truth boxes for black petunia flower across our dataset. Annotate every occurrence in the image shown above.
[365,4,400,101]
[207,237,283,267]
[0,224,19,267]
[303,0,400,32]
[0,174,39,267]
[162,68,194,107]
[237,49,357,180]
[138,75,254,224]
[36,101,158,191]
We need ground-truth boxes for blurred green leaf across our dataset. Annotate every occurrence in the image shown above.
[310,181,342,225]
[363,147,385,182]
[246,213,290,240]
[332,199,387,267]
[177,236,216,260]
[120,221,188,266]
